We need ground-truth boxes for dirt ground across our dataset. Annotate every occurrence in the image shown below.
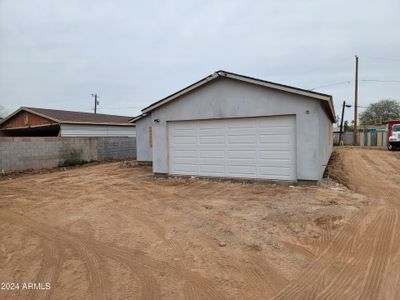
[0,148,398,299]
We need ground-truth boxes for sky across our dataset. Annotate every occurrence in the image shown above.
[1,0,399,122]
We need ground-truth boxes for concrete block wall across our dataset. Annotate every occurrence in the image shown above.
[0,136,136,173]
[96,137,137,160]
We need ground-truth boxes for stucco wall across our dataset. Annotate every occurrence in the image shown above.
[135,114,153,162]
[147,78,331,181]
[0,136,136,173]
[318,103,334,177]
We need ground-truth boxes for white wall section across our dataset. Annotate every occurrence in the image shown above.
[60,124,136,137]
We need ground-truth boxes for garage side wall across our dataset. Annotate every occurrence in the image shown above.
[318,104,334,178]
[151,78,323,181]
[135,115,153,163]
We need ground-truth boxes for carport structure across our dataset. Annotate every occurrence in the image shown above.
[0,107,135,137]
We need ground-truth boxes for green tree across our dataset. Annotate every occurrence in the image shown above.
[344,120,354,131]
[360,99,400,125]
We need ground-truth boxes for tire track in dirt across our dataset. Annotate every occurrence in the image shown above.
[28,241,63,300]
[120,204,229,299]
[274,149,400,299]
[127,182,289,300]
[0,209,152,300]
[314,209,396,300]
[272,206,370,299]
[0,209,228,300]
[358,209,397,300]
[174,190,291,299]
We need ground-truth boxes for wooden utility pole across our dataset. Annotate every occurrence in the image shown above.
[353,55,359,145]
[91,93,99,114]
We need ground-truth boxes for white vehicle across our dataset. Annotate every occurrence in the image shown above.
[388,124,400,150]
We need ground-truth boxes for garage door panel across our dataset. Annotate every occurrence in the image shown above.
[227,135,257,144]
[198,129,225,136]
[199,164,225,174]
[199,136,225,144]
[259,157,293,164]
[173,130,197,137]
[173,150,198,158]
[226,128,256,135]
[259,166,293,176]
[226,159,258,166]
[198,158,226,164]
[174,163,198,173]
[259,150,293,159]
[227,150,257,159]
[259,134,292,144]
[228,165,258,175]
[173,136,197,144]
[168,116,296,181]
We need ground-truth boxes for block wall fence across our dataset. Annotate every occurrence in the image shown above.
[0,136,136,173]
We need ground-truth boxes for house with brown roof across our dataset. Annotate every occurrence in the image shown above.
[0,107,136,137]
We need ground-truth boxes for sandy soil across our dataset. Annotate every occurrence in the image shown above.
[0,148,395,299]
[274,148,400,300]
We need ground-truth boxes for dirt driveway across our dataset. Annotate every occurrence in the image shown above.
[0,148,397,299]
[275,148,400,299]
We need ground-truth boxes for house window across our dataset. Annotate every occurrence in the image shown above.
[149,127,153,148]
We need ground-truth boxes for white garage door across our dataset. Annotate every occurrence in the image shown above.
[168,116,297,181]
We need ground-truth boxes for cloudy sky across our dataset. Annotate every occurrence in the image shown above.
[1,0,399,122]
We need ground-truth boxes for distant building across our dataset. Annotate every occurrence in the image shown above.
[0,107,135,137]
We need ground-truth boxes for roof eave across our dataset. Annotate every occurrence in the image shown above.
[129,114,149,123]
[141,70,335,122]
[60,121,136,126]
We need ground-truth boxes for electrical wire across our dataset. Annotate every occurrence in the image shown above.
[362,55,400,62]
[361,79,400,83]
[310,81,351,91]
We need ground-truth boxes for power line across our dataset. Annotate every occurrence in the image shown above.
[310,80,351,91]
[361,79,400,83]
[362,55,400,62]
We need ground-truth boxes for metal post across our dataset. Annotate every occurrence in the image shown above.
[339,101,346,145]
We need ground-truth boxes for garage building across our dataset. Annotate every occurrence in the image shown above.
[134,70,335,183]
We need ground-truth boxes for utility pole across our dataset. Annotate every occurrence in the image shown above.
[91,93,100,114]
[353,55,359,145]
[339,101,352,145]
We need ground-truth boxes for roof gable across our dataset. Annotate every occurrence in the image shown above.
[0,107,135,127]
[141,70,335,122]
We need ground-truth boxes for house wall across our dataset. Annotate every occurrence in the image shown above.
[60,124,136,137]
[0,136,136,173]
[135,115,153,163]
[149,78,331,181]
[0,111,55,129]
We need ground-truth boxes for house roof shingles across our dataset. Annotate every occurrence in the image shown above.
[0,107,134,128]
[24,107,133,124]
